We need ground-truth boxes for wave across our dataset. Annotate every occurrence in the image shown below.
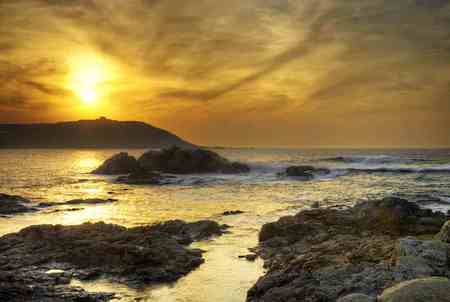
[320,155,434,165]
[344,165,450,174]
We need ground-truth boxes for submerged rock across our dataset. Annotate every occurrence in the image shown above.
[279,165,330,180]
[0,193,36,215]
[0,220,227,300]
[248,197,449,302]
[378,277,450,302]
[92,152,139,175]
[138,146,250,174]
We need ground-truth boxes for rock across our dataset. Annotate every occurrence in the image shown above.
[64,198,118,205]
[116,170,171,185]
[92,152,139,175]
[352,197,447,235]
[279,165,330,180]
[239,254,258,261]
[248,197,449,302]
[0,270,115,302]
[311,201,320,209]
[337,293,376,302]
[0,219,226,300]
[223,210,245,216]
[138,146,250,174]
[378,277,450,302]
[0,193,36,215]
[435,220,450,243]
[38,199,117,209]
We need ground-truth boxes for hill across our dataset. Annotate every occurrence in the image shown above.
[0,117,195,149]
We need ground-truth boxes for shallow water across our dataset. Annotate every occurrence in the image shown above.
[1,148,450,301]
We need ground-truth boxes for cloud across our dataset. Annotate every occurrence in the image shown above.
[0,0,449,146]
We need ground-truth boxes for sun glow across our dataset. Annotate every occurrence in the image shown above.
[68,53,112,106]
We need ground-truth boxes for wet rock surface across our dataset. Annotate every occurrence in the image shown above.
[0,193,36,216]
[0,219,227,301]
[279,165,330,180]
[248,197,450,302]
[116,170,174,185]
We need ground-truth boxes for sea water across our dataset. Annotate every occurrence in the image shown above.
[1,148,450,301]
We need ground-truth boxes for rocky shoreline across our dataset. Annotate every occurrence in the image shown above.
[247,197,450,302]
[2,189,450,301]
[0,219,227,301]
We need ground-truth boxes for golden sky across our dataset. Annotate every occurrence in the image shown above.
[0,0,449,147]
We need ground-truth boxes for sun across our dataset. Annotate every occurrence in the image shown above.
[68,53,110,106]
[79,88,96,104]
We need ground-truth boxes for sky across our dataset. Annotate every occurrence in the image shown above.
[0,0,449,148]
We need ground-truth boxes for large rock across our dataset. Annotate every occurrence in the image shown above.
[0,220,227,300]
[435,220,450,243]
[92,152,139,175]
[138,146,250,174]
[0,193,36,215]
[248,197,449,302]
[378,277,450,302]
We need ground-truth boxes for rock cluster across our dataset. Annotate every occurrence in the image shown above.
[0,219,227,301]
[248,197,450,302]
[92,147,250,180]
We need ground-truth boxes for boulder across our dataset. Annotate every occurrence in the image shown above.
[0,219,227,300]
[378,277,450,302]
[435,220,450,243]
[138,146,250,174]
[0,193,36,215]
[91,152,139,175]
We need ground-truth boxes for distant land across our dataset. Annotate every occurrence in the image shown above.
[0,117,195,149]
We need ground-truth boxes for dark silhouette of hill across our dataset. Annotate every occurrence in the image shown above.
[0,117,195,149]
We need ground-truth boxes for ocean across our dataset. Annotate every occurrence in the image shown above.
[1,148,450,301]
